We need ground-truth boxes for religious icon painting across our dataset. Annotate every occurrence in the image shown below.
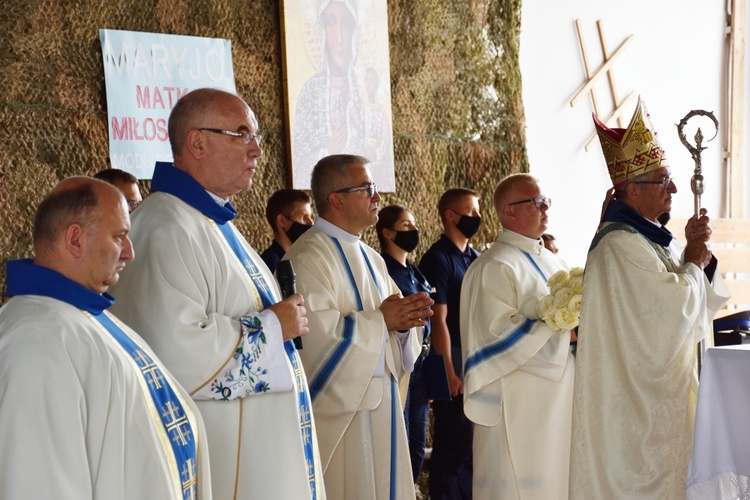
[281,0,396,192]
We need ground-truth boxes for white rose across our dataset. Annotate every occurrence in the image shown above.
[547,270,570,295]
[568,294,582,315]
[554,307,579,331]
[537,294,556,321]
[569,276,584,294]
[569,267,584,279]
[544,316,559,331]
[554,286,574,308]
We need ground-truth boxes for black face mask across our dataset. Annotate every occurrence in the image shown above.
[285,220,312,243]
[392,229,419,253]
[455,213,482,239]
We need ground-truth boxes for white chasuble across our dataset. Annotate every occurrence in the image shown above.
[460,229,575,500]
[110,190,324,500]
[570,223,729,499]
[0,296,211,500]
[284,218,420,500]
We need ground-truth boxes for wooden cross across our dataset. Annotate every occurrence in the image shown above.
[570,19,635,151]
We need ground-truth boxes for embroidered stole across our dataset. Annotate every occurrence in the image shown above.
[87,311,198,500]
[209,218,319,499]
[310,237,386,398]
[323,236,400,500]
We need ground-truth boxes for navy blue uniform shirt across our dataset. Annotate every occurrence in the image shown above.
[260,240,285,274]
[382,252,431,342]
[419,234,479,348]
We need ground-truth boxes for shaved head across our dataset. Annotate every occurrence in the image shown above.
[493,173,538,219]
[168,88,249,156]
[33,177,120,252]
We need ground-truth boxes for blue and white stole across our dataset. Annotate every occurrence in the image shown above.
[314,235,401,500]
[210,221,319,499]
[5,259,198,500]
[151,162,319,499]
[464,245,560,374]
[88,312,198,500]
[309,237,384,398]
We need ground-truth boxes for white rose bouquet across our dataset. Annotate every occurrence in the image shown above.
[536,267,584,332]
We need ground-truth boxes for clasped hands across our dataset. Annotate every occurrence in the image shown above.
[268,291,435,342]
[380,292,434,332]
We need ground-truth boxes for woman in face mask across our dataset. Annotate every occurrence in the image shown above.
[376,204,432,484]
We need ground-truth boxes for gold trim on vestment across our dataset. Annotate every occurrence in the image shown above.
[84,310,187,499]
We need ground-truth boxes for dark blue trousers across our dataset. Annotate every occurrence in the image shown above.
[428,347,473,499]
[404,356,430,483]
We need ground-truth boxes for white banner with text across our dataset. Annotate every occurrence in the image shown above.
[100,29,235,179]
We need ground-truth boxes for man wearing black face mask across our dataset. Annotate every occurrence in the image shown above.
[419,187,481,500]
[261,189,314,273]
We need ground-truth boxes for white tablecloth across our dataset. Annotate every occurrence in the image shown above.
[687,345,750,499]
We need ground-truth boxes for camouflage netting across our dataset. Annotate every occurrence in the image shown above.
[0,0,526,300]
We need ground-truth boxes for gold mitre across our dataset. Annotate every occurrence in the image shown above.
[593,96,668,188]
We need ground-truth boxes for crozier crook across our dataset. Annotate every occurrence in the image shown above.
[677,110,719,217]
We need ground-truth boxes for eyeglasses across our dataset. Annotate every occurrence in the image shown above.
[507,197,552,209]
[334,184,378,198]
[127,200,141,212]
[199,128,262,145]
[632,176,673,189]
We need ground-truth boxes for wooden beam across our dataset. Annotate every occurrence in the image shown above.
[729,0,746,217]
[712,249,750,273]
[722,280,750,309]
[584,92,636,151]
[596,20,625,128]
[669,217,750,245]
[668,216,750,310]
[570,34,634,107]
[575,19,601,117]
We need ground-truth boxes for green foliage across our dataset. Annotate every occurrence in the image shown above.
[381,0,527,254]
[0,0,525,300]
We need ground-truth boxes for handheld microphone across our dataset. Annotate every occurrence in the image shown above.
[276,260,303,349]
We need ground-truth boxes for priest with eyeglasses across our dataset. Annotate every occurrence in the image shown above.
[284,154,434,499]
[460,173,575,500]
[110,88,325,500]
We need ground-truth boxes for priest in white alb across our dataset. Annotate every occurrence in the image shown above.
[460,174,575,500]
[569,97,730,499]
[284,154,433,499]
[0,177,211,499]
[109,88,324,500]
